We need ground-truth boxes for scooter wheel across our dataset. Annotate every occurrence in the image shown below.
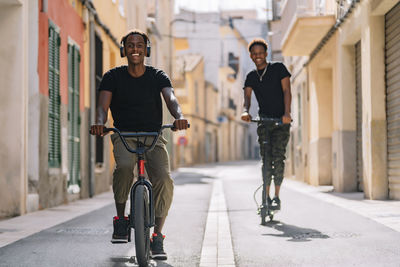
[260,207,267,225]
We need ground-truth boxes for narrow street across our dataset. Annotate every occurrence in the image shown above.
[1,161,399,267]
[1,0,400,266]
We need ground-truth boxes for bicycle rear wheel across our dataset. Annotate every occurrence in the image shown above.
[133,185,150,267]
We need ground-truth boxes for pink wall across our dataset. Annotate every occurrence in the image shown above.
[38,0,85,111]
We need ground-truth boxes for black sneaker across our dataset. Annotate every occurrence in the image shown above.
[111,216,129,243]
[271,196,281,210]
[267,196,272,207]
[150,232,167,260]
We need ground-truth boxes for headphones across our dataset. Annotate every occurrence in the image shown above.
[120,34,151,58]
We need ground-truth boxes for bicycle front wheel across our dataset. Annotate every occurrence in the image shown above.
[260,206,267,225]
[133,185,150,267]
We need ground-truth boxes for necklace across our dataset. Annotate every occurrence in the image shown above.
[256,64,268,82]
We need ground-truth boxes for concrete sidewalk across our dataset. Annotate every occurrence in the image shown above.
[284,178,400,233]
[0,191,114,248]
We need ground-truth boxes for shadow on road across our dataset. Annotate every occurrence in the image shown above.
[109,256,174,266]
[109,256,136,266]
[262,220,330,242]
[173,171,214,186]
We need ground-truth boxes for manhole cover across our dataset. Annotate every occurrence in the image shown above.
[55,228,110,235]
[291,232,329,239]
[329,232,359,238]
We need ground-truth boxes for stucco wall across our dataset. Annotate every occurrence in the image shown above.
[0,1,29,217]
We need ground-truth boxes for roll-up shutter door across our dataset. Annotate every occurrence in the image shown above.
[386,2,400,199]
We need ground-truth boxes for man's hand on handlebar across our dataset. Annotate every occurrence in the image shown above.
[241,112,252,122]
[90,124,108,136]
[173,119,189,131]
[282,113,292,124]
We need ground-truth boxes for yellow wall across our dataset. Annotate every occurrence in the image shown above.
[182,60,206,164]
[93,0,127,41]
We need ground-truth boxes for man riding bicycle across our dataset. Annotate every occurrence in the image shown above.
[90,29,188,260]
[241,38,291,210]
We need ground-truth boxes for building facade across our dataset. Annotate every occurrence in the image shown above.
[0,0,154,218]
[0,0,34,217]
[272,0,400,200]
[172,55,207,165]
[172,9,270,163]
[172,49,222,166]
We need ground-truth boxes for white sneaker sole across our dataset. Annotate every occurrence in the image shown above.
[151,253,167,260]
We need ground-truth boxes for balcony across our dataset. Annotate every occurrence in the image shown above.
[279,0,336,56]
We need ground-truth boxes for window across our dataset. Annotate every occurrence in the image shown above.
[48,21,61,167]
[119,0,125,16]
[68,42,81,189]
[228,52,239,78]
[297,92,302,143]
[316,0,326,14]
[195,81,199,113]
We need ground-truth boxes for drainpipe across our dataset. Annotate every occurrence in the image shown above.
[89,12,95,198]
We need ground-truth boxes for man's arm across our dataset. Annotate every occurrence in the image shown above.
[281,76,292,124]
[161,87,188,130]
[241,86,253,122]
[90,90,112,135]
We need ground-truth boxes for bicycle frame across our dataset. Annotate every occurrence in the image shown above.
[104,124,190,227]
[90,123,189,266]
[104,125,175,228]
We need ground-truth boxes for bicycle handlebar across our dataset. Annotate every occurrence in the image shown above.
[251,117,283,124]
[97,124,190,155]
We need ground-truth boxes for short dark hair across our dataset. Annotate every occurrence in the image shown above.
[248,38,268,52]
[121,29,149,46]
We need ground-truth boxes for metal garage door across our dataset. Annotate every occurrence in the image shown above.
[386,2,400,200]
[355,41,363,192]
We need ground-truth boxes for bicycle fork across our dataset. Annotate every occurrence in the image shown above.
[130,153,155,229]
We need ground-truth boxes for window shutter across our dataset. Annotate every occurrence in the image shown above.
[68,44,81,186]
[48,24,61,167]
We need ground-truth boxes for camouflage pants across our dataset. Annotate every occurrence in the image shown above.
[257,121,290,186]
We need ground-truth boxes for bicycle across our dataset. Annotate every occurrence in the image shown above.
[101,124,188,266]
[251,117,283,225]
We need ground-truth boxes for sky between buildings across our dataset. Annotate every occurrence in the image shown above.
[174,0,268,20]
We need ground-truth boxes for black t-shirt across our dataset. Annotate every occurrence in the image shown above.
[98,65,172,131]
[244,62,291,118]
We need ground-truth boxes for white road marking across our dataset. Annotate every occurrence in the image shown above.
[200,179,235,267]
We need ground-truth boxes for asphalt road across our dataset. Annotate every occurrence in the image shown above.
[220,161,400,267]
[1,160,399,267]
